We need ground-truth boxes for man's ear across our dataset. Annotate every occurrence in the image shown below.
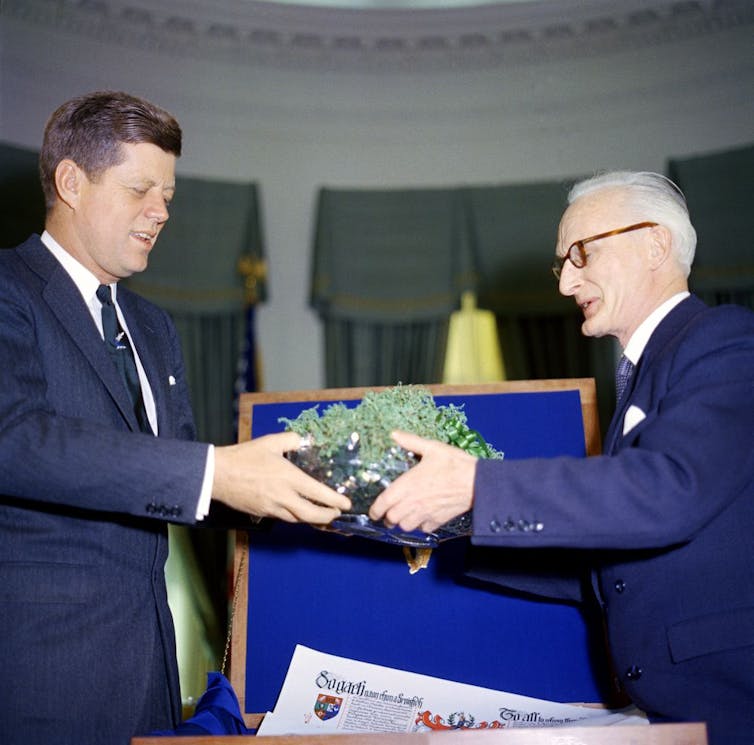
[648,224,673,270]
[53,159,85,209]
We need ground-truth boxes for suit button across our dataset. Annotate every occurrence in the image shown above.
[490,519,501,533]
[503,519,516,531]
[146,502,157,514]
[614,579,626,593]
[625,665,642,681]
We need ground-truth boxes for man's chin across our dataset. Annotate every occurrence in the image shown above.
[126,257,150,276]
[581,319,603,339]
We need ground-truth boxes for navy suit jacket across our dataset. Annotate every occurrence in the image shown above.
[467,295,754,744]
[0,235,211,744]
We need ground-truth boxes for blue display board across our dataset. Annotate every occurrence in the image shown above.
[237,386,608,717]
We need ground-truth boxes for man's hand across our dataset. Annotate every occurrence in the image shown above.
[212,432,350,524]
[368,431,477,533]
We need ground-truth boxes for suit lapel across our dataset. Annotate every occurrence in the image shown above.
[20,237,142,431]
[603,295,706,454]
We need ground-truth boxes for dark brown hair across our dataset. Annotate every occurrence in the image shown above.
[39,90,182,209]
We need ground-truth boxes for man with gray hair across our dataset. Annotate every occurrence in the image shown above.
[370,170,754,744]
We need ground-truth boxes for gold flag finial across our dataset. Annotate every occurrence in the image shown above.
[237,255,267,305]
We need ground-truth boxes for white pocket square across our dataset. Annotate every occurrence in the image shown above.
[623,404,646,435]
[168,375,176,386]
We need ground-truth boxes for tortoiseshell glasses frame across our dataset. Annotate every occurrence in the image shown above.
[552,221,658,280]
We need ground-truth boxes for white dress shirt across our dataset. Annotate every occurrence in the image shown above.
[622,291,690,367]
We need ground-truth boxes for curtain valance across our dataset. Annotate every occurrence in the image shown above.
[465,180,578,316]
[311,180,581,323]
[312,187,476,322]
[126,177,266,314]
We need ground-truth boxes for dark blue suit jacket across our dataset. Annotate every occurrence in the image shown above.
[468,295,754,744]
[0,235,211,744]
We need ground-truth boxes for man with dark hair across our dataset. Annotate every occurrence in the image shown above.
[370,171,754,745]
[0,91,349,745]
[38,90,184,210]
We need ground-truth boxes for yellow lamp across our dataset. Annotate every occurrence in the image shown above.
[442,291,505,384]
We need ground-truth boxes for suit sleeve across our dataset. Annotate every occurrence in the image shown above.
[469,305,754,553]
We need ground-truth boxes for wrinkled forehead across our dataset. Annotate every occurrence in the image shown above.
[556,187,633,252]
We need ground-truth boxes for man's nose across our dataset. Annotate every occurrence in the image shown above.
[558,260,581,297]
[145,195,169,224]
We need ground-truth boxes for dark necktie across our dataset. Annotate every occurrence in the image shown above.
[96,284,152,434]
[615,354,635,403]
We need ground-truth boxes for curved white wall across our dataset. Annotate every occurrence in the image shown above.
[2,10,752,391]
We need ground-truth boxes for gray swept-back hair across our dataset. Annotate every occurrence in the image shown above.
[568,171,696,276]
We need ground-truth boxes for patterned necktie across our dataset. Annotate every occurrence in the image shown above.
[615,354,635,403]
[96,284,152,434]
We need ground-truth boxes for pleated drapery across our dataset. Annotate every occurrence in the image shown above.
[0,143,46,248]
[668,143,754,311]
[310,150,753,436]
[3,139,752,436]
[312,187,476,386]
[464,180,617,434]
[311,180,617,433]
[124,177,266,446]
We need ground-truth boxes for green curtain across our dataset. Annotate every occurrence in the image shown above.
[124,176,265,445]
[312,150,754,436]
[668,143,754,310]
[312,186,476,386]
[464,181,617,436]
[323,318,450,387]
[310,180,616,432]
[0,143,46,248]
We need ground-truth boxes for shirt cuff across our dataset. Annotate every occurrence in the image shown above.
[195,444,214,521]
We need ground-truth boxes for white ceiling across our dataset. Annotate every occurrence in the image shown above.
[4,0,752,73]
[257,0,538,7]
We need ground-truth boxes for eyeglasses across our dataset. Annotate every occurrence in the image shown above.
[551,221,658,280]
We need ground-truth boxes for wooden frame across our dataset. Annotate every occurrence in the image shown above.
[230,379,601,728]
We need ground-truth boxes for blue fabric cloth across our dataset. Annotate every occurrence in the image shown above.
[150,672,253,736]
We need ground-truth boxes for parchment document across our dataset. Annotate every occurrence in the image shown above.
[256,645,647,735]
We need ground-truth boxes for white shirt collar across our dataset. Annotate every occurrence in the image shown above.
[40,230,117,309]
[622,291,690,365]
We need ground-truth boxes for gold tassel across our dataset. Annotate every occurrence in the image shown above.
[403,547,433,574]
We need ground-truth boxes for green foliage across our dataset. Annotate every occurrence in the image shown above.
[280,384,503,463]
